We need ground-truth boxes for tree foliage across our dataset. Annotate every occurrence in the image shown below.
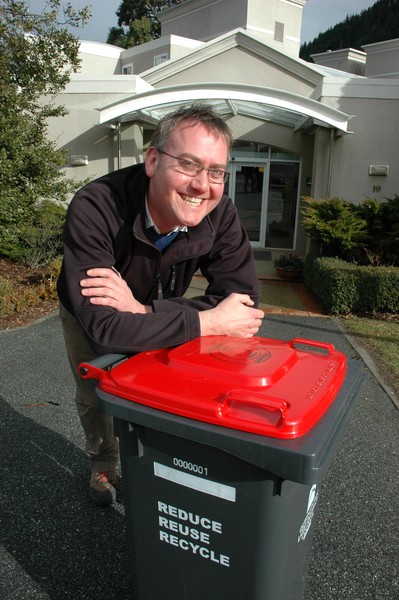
[0,0,90,262]
[107,0,182,48]
[300,0,399,61]
[301,196,399,266]
[301,197,367,259]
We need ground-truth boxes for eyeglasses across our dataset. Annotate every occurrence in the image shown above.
[157,149,229,184]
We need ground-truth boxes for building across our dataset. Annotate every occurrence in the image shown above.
[51,0,399,255]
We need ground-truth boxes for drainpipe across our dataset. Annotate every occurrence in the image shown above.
[116,122,121,170]
[110,123,122,170]
[327,128,336,197]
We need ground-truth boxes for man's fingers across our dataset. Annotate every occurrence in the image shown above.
[86,267,117,278]
[81,286,113,297]
[81,277,112,289]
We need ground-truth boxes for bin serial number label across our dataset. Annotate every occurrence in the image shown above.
[173,458,208,476]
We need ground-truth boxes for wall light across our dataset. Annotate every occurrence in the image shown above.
[70,154,88,166]
[368,165,389,176]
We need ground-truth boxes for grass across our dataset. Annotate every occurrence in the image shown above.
[342,315,399,398]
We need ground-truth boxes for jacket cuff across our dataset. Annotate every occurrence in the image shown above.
[152,300,201,339]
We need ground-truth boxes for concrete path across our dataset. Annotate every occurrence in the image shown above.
[0,313,397,600]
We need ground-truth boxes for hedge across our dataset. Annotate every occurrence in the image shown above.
[304,256,399,315]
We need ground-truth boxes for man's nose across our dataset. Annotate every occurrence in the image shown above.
[190,168,209,191]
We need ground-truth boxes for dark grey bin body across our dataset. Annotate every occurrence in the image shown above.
[95,359,364,600]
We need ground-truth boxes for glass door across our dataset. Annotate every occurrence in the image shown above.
[226,162,266,246]
[266,162,299,249]
[226,160,300,249]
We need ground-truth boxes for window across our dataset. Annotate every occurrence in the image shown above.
[154,53,168,66]
[274,22,284,43]
[122,63,134,75]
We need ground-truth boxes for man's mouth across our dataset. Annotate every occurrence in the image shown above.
[181,194,204,207]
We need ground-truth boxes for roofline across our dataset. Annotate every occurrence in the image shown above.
[141,28,324,87]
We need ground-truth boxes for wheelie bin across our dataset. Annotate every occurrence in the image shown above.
[80,336,364,600]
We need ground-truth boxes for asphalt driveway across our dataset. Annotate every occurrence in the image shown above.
[0,313,397,599]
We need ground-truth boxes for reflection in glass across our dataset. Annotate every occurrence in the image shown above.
[266,163,299,249]
[234,166,264,241]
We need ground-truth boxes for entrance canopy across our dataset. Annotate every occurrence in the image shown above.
[99,83,352,133]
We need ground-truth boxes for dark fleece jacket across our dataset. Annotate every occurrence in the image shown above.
[57,163,259,355]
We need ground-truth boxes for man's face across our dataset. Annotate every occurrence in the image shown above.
[145,122,229,232]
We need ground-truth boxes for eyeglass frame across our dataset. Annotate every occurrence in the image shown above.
[156,149,230,184]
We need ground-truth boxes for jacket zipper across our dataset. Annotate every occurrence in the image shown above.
[170,265,176,292]
[156,264,176,300]
[156,273,163,300]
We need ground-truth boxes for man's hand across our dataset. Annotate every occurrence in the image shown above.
[80,268,151,314]
[199,293,264,338]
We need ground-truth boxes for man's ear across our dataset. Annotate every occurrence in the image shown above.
[145,147,158,177]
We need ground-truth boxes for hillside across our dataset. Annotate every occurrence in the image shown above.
[300,0,399,62]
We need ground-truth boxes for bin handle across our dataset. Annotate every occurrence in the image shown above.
[289,338,335,355]
[218,390,288,428]
[78,354,128,383]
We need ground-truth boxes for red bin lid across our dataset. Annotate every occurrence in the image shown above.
[81,336,347,439]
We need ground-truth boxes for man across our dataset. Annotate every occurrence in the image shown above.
[57,104,264,506]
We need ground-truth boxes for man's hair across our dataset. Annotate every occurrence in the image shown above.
[150,104,234,152]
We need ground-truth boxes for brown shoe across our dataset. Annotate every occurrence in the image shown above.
[89,471,118,506]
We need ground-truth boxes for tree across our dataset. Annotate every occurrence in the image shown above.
[300,0,399,62]
[107,0,182,48]
[0,0,90,262]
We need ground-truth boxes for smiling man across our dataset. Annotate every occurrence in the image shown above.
[57,104,263,505]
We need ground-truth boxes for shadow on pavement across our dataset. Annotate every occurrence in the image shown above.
[0,396,132,600]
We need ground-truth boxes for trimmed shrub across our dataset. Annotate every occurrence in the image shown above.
[304,256,399,315]
[354,267,399,313]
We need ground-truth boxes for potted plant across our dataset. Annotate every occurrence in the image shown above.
[273,253,304,279]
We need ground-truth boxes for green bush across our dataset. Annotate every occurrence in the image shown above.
[301,197,367,259]
[357,267,399,313]
[304,256,399,315]
[302,195,399,266]
[0,256,62,320]
[0,276,14,318]
[40,256,63,301]
[355,195,399,266]
[0,200,66,267]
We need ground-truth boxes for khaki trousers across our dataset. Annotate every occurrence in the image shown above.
[59,302,119,472]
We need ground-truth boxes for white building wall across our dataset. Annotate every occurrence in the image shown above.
[142,35,320,96]
[246,0,307,56]
[121,35,203,74]
[313,78,399,203]
[158,0,307,56]
[158,0,249,42]
[49,76,153,185]
[363,38,399,78]
[311,48,366,76]
[77,41,123,75]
